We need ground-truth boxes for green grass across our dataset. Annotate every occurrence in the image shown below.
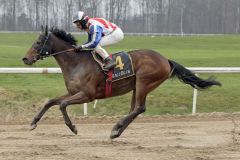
[0,33,240,117]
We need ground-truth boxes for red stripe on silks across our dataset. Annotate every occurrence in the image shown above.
[109,22,117,30]
[91,18,109,28]
[105,54,113,97]
[91,18,117,30]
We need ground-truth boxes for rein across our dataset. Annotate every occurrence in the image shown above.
[51,48,75,56]
[37,33,91,59]
[38,48,75,59]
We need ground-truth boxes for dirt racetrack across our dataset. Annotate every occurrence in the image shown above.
[1,113,240,160]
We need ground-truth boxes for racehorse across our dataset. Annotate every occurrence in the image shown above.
[22,26,221,139]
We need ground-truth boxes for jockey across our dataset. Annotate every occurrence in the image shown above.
[72,11,124,71]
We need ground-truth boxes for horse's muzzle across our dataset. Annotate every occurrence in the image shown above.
[22,57,33,65]
[22,54,40,65]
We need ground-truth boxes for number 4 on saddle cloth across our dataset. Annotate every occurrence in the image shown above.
[92,51,135,97]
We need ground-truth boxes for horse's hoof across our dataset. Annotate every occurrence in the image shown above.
[110,130,119,139]
[30,124,37,131]
[71,125,78,135]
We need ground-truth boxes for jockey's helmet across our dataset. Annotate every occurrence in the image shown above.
[72,11,89,29]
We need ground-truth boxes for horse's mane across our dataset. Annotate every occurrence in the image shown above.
[50,27,77,46]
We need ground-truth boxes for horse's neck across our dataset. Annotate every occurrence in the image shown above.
[51,37,77,68]
[51,36,93,74]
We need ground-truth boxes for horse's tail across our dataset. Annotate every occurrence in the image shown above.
[168,60,221,89]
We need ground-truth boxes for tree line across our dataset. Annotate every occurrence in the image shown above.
[0,0,240,34]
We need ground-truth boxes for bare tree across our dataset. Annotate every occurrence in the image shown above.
[1,0,240,33]
[89,0,101,17]
[107,0,118,22]
[121,0,130,31]
[236,0,240,33]
[45,0,49,26]
[12,0,17,30]
[0,0,7,29]
[51,0,58,26]
[77,0,84,10]
[34,0,40,30]
[66,0,73,30]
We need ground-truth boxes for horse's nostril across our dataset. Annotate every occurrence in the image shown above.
[22,57,28,62]
[22,57,30,65]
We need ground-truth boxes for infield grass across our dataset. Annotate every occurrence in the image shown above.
[0,32,239,117]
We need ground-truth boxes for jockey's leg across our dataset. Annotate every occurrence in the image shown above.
[94,45,116,70]
[99,28,124,47]
[94,45,109,59]
[94,28,124,71]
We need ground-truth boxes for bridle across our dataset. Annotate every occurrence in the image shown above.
[35,33,51,59]
[38,34,50,58]
[36,33,74,59]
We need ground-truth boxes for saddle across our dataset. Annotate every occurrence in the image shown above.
[93,51,135,79]
[92,51,135,97]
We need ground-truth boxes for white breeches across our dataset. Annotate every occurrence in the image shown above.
[99,28,124,46]
[94,28,124,59]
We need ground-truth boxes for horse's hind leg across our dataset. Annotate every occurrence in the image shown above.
[59,91,90,135]
[129,89,136,113]
[110,73,169,139]
[110,81,147,139]
[30,94,70,130]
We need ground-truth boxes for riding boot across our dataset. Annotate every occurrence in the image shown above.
[103,57,116,71]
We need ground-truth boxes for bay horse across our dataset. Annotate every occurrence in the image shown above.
[22,26,221,139]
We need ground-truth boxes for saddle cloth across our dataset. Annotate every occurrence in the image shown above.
[93,51,135,82]
[93,51,135,97]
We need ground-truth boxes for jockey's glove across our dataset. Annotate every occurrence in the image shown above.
[74,45,83,52]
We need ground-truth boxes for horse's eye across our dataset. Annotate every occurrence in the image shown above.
[36,41,41,45]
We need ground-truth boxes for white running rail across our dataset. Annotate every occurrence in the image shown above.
[1,67,240,115]
[1,67,239,74]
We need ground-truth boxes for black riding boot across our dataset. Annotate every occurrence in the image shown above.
[103,57,116,71]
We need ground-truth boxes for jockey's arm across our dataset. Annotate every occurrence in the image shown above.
[81,25,103,49]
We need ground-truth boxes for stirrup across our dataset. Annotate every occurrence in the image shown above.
[103,62,116,71]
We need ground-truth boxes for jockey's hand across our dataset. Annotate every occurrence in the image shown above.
[74,45,83,52]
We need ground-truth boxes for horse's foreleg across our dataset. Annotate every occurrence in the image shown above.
[59,91,90,135]
[30,94,70,130]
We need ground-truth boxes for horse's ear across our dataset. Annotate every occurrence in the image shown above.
[41,25,44,33]
[45,25,48,35]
